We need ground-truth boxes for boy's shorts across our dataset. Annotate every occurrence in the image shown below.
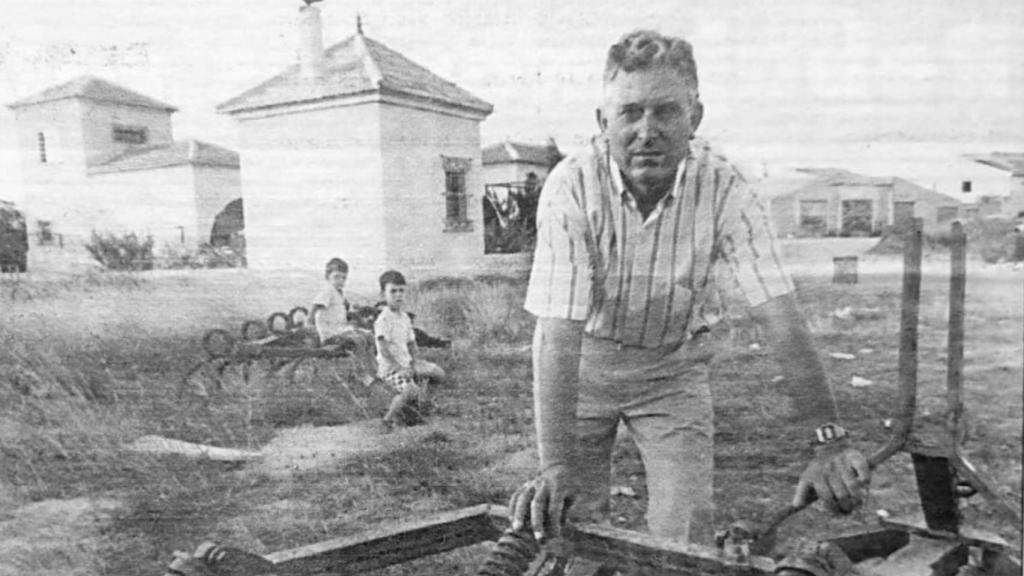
[383,370,419,393]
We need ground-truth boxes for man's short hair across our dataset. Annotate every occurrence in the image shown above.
[379,269,407,291]
[604,30,699,90]
[325,257,348,277]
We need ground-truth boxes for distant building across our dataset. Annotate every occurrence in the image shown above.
[764,168,962,238]
[967,152,1024,218]
[482,139,561,189]
[480,140,560,254]
[217,5,494,285]
[6,76,242,270]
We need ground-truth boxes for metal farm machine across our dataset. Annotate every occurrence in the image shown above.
[165,221,1022,576]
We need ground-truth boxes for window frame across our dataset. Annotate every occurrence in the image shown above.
[441,155,474,232]
[112,124,149,145]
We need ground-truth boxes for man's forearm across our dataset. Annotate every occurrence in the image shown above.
[753,293,840,434]
[532,318,585,470]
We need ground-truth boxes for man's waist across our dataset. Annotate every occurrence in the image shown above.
[584,324,712,351]
[580,326,717,377]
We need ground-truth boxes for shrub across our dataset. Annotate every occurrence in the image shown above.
[84,231,154,270]
[159,242,247,269]
[967,217,1021,263]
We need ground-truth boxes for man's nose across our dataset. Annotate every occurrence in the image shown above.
[636,110,661,141]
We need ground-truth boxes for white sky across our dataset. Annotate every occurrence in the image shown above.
[2,0,1023,203]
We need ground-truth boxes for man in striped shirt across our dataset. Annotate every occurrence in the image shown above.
[509,30,870,551]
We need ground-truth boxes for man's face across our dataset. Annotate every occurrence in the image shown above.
[598,66,702,199]
[382,283,405,310]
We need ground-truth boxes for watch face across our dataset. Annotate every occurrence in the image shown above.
[816,424,845,444]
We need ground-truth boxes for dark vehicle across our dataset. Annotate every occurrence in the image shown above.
[0,200,28,273]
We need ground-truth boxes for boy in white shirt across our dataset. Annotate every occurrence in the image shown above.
[374,270,445,427]
[311,257,375,382]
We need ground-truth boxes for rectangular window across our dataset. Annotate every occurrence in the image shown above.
[112,125,148,145]
[961,180,972,193]
[37,220,54,246]
[37,132,47,163]
[798,200,828,236]
[937,206,958,223]
[441,156,473,231]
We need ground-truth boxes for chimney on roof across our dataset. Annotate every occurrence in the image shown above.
[298,3,326,80]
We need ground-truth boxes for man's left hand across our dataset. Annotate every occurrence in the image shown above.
[793,443,871,514]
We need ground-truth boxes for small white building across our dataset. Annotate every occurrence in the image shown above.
[217,5,494,287]
[482,140,561,189]
[967,152,1024,218]
[7,76,242,270]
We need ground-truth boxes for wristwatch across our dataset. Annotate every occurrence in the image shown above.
[814,423,848,445]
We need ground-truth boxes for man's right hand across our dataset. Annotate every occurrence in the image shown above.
[508,464,576,542]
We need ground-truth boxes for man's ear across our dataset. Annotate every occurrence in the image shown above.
[595,107,607,133]
[690,98,704,132]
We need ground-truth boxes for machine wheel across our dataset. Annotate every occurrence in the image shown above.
[241,320,270,341]
[202,329,236,359]
[289,306,309,328]
[267,311,291,334]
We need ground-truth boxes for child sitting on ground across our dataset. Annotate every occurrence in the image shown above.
[311,257,376,384]
[374,270,446,428]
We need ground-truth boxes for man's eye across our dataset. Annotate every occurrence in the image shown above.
[656,104,682,119]
[620,107,643,121]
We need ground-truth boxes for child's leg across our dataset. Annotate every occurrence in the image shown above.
[382,374,422,426]
[414,360,445,384]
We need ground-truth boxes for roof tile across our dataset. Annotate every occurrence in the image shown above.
[7,76,177,111]
[89,140,239,174]
[217,34,491,115]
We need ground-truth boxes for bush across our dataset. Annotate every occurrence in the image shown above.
[159,242,247,269]
[967,217,1021,263]
[84,231,154,270]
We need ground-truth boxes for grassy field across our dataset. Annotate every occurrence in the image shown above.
[0,253,1020,575]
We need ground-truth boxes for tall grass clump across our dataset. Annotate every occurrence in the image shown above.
[412,274,532,344]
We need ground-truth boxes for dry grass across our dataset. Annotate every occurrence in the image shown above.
[0,258,1019,575]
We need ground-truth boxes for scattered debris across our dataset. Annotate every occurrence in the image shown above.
[829,352,856,360]
[858,348,875,355]
[749,343,762,351]
[833,307,884,321]
[126,435,262,462]
[610,486,637,498]
[851,376,874,388]
[771,375,785,383]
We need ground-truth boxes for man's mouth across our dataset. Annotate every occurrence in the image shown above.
[631,152,665,166]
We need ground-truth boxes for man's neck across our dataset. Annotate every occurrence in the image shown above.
[622,173,674,221]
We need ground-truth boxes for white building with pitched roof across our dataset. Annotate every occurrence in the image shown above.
[6,76,242,271]
[217,5,494,286]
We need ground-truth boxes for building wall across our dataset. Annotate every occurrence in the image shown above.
[12,99,89,242]
[79,101,175,167]
[88,166,198,246]
[770,196,798,238]
[193,165,242,245]
[378,104,485,280]
[891,179,962,234]
[1005,177,1024,217]
[234,103,385,289]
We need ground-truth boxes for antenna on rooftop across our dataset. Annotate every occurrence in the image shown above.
[357,12,364,35]
[302,0,323,6]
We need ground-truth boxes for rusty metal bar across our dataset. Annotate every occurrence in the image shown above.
[480,507,775,576]
[946,220,967,449]
[266,504,503,575]
[868,217,923,468]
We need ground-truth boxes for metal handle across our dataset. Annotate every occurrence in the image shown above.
[751,219,925,546]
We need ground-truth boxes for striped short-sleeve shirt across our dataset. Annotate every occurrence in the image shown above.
[524,137,794,349]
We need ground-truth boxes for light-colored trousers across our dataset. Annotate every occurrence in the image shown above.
[570,334,716,545]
